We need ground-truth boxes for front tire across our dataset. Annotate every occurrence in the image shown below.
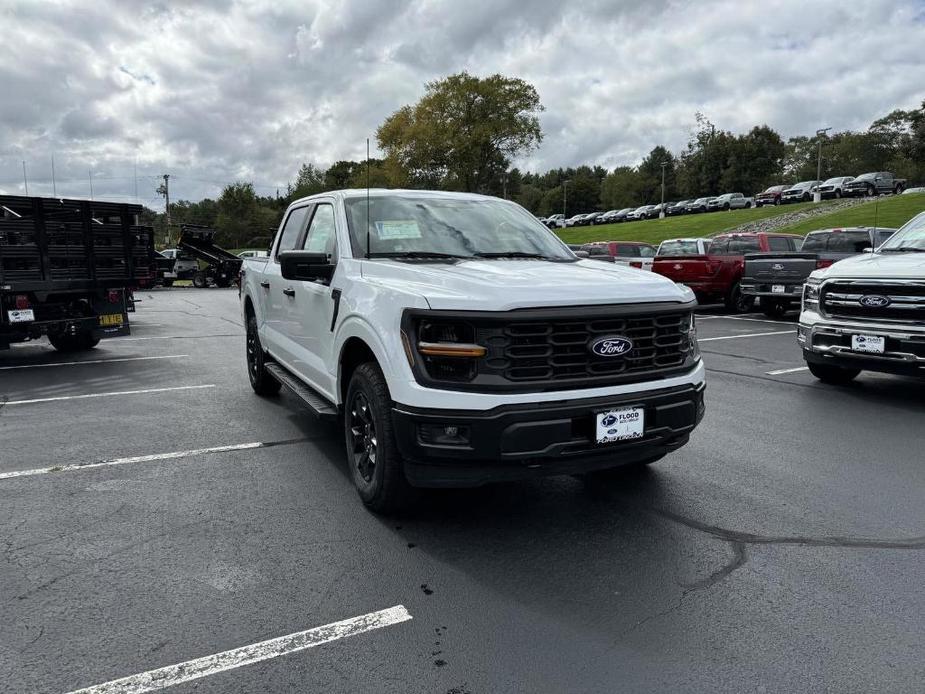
[245,313,281,396]
[345,362,415,514]
[866,184,876,198]
[807,361,860,385]
[745,201,752,208]
[894,184,904,195]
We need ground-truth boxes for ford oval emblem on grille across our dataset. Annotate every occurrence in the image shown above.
[590,335,633,357]
[771,263,785,271]
[859,295,891,308]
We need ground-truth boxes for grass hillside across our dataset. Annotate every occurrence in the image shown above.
[555,201,827,245]
[774,193,925,236]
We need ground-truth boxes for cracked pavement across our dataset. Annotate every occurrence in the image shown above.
[0,291,922,693]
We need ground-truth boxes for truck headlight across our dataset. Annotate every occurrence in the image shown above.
[802,280,820,311]
[684,313,700,362]
[416,319,483,382]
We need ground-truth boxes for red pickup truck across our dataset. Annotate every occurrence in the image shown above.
[652,232,803,312]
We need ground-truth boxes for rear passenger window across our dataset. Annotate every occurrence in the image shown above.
[767,237,790,252]
[275,206,310,258]
[710,239,730,255]
[639,245,656,257]
[725,238,761,254]
[617,245,640,257]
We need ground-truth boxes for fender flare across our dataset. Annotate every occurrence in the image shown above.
[333,315,404,405]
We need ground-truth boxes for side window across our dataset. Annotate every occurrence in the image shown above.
[710,239,730,255]
[275,206,310,258]
[768,237,790,252]
[617,244,640,257]
[639,245,657,258]
[302,203,337,258]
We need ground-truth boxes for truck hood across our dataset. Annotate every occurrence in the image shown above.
[361,259,693,310]
[813,252,925,280]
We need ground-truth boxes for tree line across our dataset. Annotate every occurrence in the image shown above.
[143,72,925,248]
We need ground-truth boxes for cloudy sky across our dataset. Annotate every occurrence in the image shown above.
[1,0,924,208]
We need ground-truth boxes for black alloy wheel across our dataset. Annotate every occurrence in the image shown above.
[245,313,281,395]
[349,392,378,485]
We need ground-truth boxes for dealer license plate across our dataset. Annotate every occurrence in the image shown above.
[596,407,645,444]
[771,284,786,294]
[7,309,35,323]
[99,313,124,327]
[851,334,885,354]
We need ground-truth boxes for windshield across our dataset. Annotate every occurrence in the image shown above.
[877,212,925,251]
[823,177,846,185]
[343,195,574,260]
[854,173,876,181]
[658,240,700,255]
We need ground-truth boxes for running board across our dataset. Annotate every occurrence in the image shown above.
[265,363,338,420]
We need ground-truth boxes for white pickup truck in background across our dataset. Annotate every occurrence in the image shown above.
[799,211,925,384]
[240,190,705,512]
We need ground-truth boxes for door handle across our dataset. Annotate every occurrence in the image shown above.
[259,281,270,289]
[283,288,296,297]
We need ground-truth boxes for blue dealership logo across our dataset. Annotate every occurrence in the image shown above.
[590,335,634,357]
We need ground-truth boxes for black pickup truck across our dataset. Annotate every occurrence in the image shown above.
[741,227,896,317]
[1,195,153,351]
[843,172,907,197]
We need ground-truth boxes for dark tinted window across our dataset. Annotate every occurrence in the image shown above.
[581,245,609,256]
[638,245,657,257]
[276,206,310,257]
[802,231,871,253]
[874,230,894,246]
[709,239,730,255]
[768,237,791,251]
[615,244,640,257]
[716,237,760,254]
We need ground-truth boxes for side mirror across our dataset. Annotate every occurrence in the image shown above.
[279,251,335,283]
[862,247,873,254]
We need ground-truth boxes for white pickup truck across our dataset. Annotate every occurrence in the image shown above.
[799,211,925,384]
[240,190,705,512]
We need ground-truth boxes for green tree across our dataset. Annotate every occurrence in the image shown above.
[289,163,326,199]
[600,166,646,209]
[377,72,544,192]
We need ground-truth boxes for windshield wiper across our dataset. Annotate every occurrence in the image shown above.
[368,251,470,259]
[472,251,550,259]
[879,246,925,253]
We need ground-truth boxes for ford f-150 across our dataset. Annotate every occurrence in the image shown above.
[240,190,705,512]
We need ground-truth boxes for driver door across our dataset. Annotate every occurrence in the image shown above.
[287,202,339,397]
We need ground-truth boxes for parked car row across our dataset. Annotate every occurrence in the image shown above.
[537,172,913,228]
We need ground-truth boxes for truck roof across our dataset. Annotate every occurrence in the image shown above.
[290,188,503,208]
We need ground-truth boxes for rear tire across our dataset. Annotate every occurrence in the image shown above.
[760,298,788,318]
[49,331,99,352]
[245,313,281,396]
[834,189,842,199]
[866,184,876,198]
[894,184,904,195]
[807,361,860,385]
[192,272,208,288]
[745,201,752,208]
[725,282,753,313]
[774,198,781,206]
[345,362,415,514]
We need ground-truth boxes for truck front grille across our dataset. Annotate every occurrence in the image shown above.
[821,281,925,323]
[478,313,690,383]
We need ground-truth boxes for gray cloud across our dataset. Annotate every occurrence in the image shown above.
[1,0,923,207]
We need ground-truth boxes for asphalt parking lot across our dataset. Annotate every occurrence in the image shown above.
[1,289,923,694]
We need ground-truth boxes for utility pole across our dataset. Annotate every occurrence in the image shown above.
[563,179,569,217]
[660,161,668,218]
[157,174,171,245]
[133,158,138,203]
[88,169,93,200]
[51,154,57,197]
[22,161,28,195]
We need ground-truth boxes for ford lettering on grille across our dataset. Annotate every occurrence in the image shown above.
[590,336,633,357]
[859,295,891,308]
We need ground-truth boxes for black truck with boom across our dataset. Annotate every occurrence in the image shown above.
[741,227,896,317]
[1,195,154,351]
[176,224,242,288]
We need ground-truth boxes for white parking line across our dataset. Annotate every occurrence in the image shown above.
[699,330,795,342]
[64,605,413,694]
[2,384,215,406]
[766,366,810,375]
[0,441,263,480]
[116,334,241,341]
[0,354,188,371]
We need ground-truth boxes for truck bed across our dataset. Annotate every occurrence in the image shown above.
[0,195,153,291]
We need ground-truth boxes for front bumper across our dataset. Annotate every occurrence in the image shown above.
[799,316,925,377]
[392,381,706,487]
